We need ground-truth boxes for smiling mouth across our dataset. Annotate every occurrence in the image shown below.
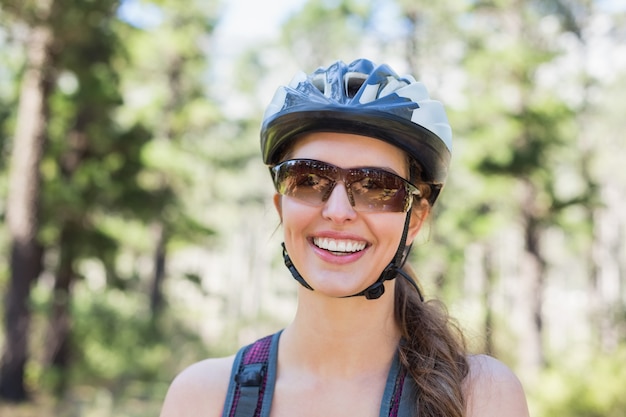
[312,237,367,255]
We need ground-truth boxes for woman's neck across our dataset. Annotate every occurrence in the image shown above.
[279,285,401,378]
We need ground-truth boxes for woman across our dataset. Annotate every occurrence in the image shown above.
[160,59,530,417]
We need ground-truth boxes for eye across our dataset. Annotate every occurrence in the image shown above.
[365,177,381,189]
[351,174,403,203]
[355,177,385,191]
[298,173,331,191]
[377,188,400,200]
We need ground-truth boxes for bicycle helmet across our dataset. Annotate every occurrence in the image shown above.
[261,58,452,203]
[262,59,453,300]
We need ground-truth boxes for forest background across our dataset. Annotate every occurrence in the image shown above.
[0,0,625,416]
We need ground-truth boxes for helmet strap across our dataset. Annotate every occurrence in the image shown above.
[281,209,416,301]
[282,242,313,290]
[344,208,413,300]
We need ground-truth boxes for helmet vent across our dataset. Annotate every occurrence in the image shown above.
[345,73,367,98]
[311,74,326,94]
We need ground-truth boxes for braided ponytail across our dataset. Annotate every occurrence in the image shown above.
[394,266,469,417]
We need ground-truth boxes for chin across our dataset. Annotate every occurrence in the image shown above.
[307,272,379,298]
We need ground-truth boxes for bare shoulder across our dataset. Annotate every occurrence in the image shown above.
[464,354,530,417]
[159,355,235,417]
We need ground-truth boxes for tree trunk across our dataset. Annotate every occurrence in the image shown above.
[150,222,168,318]
[590,183,624,351]
[483,246,495,356]
[44,224,76,395]
[517,180,546,373]
[148,53,184,320]
[0,245,44,401]
[0,6,54,401]
[403,10,422,79]
[43,112,90,391]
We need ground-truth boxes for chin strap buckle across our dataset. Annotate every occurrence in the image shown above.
[363,282,386,299]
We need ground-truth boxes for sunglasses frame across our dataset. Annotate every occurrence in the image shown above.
[270,159,421,213]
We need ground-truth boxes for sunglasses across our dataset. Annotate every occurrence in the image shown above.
[270,159,421,213]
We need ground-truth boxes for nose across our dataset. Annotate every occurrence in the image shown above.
[322,182,357,223]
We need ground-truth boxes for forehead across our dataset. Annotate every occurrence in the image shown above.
[287,132,408,175]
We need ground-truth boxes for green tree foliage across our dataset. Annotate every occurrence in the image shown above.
[33,0,166,396]
[0,0,221,404]
[281,0,374,67]
[432,0,581,371]
[529,346,626,417]
[115,0,221,318]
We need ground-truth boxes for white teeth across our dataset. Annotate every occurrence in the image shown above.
[313,237,366,253]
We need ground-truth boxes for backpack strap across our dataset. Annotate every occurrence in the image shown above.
[380,352,416,417]
[221,331,282,417]
[396,373,417,417]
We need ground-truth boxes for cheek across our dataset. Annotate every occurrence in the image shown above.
[280,198,316,234]
[370,216,407,247]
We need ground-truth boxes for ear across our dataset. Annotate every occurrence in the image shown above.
[405,201,429,246]
[273,193,283,221]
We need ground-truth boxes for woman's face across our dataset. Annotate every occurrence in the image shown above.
[273,132,427,298]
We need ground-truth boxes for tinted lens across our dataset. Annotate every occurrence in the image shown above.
[273,160,336,205]
[348,168,410,212]
[272,159,418,212]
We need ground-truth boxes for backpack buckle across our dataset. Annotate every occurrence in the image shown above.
[235,363,265,387]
